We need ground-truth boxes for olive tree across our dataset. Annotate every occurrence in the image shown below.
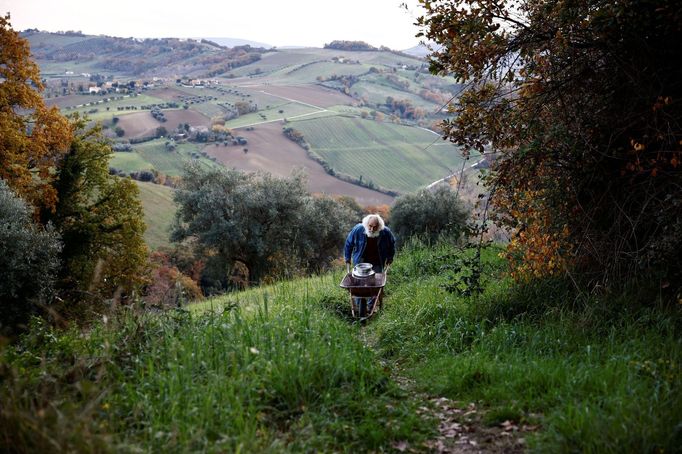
[390,186,468,246]
[0,180,62,334]
[172,165,356,288]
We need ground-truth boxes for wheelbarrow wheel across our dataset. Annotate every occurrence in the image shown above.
[358,299,367,318]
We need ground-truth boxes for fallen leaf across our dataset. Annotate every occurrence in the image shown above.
[393,441,409,452]
[501,420,517,431]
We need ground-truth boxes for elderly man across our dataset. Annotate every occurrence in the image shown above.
[344,214,396,273]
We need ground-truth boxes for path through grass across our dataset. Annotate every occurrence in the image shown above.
[1,242,679,452]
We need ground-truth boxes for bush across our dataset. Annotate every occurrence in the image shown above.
[0,180,62,335]
[173,166,358,288]
[390,186,468,246]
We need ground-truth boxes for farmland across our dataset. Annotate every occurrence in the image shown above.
[30,32,473,208]
[135,181,176,250]
[204,122,394,206]
[289,115,469,193]
[111,140,220,176]
[115,109,210,139]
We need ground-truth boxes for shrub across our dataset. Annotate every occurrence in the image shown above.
[0,180,62,335]
[390,186,468,246]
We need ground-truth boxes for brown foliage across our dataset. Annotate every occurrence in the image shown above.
[418,0,682,291]
[145,252,203,306]
[364,205,391,223]
[0,15,72,214]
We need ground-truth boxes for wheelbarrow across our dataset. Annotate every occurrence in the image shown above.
[339,264,388,320]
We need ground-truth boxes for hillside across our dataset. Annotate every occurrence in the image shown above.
[24,31,268,78]
[29,31,471,207]
[4,241,679,452]
[135,181,176,250]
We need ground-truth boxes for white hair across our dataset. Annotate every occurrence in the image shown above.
[362,214,385,231]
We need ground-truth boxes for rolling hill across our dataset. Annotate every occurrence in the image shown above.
[27,31,476,249]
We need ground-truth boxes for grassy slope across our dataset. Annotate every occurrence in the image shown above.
[372,241,682,452]
[0,272,432,452]
[65,93,167,120]
[3,243,678,452]
[135,181,176,251]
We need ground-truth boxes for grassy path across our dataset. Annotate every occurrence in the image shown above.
[358,317,527,453]
[2,242,679,452]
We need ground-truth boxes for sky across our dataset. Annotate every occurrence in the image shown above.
[0,0,427,50]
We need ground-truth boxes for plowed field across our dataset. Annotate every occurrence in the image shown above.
[117,109,210,139]
[238,84,356,108]
[204,122,393,206]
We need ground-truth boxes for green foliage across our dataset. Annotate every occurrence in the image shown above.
[172,166,357,288]
[324,40,378,51]
[45,122,149,302]
[374,241,682,452]
[417,0,682,294]
[390,186,468,246]
[0,181,62,335]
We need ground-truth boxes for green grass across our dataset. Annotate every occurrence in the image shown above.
[290,115,471,192]
[64,93,166,117]
[1,233,679,452]
[123,139,220,176]
[0,272,432,452]
[110,150,154,173]
[135,181,176,250]
[373,240,682,453]
[351,78,437,111]
[224,103,323,129]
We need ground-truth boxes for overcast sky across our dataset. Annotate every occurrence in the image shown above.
[1,0,426,50]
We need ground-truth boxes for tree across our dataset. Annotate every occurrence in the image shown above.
[295,195,357,273]
[417,0,682,290]
[0,180,62,335]
[45,122,149,302]
[0,15,72,213]
[390,186,468,246]
[172,166,356,288]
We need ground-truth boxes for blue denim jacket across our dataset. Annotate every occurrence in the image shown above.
[344,223,396,270]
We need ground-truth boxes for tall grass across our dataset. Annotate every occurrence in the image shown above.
[2,241,680,452]
[1,274,430,452]
[374,240,682,453]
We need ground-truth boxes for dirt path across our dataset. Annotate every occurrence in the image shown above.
[358,326,531,453]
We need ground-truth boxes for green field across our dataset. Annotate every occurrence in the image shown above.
[67,93,167,118]
[224,102,323,128]
[351,79,436,111]
[136,181,176,250]
[110,151,154,172]
[270,61,373,84]
[290,115,470,193]
[110,140,220,176]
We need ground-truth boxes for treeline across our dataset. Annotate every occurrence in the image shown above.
[27,33,267,76]
[324,40,378,51]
